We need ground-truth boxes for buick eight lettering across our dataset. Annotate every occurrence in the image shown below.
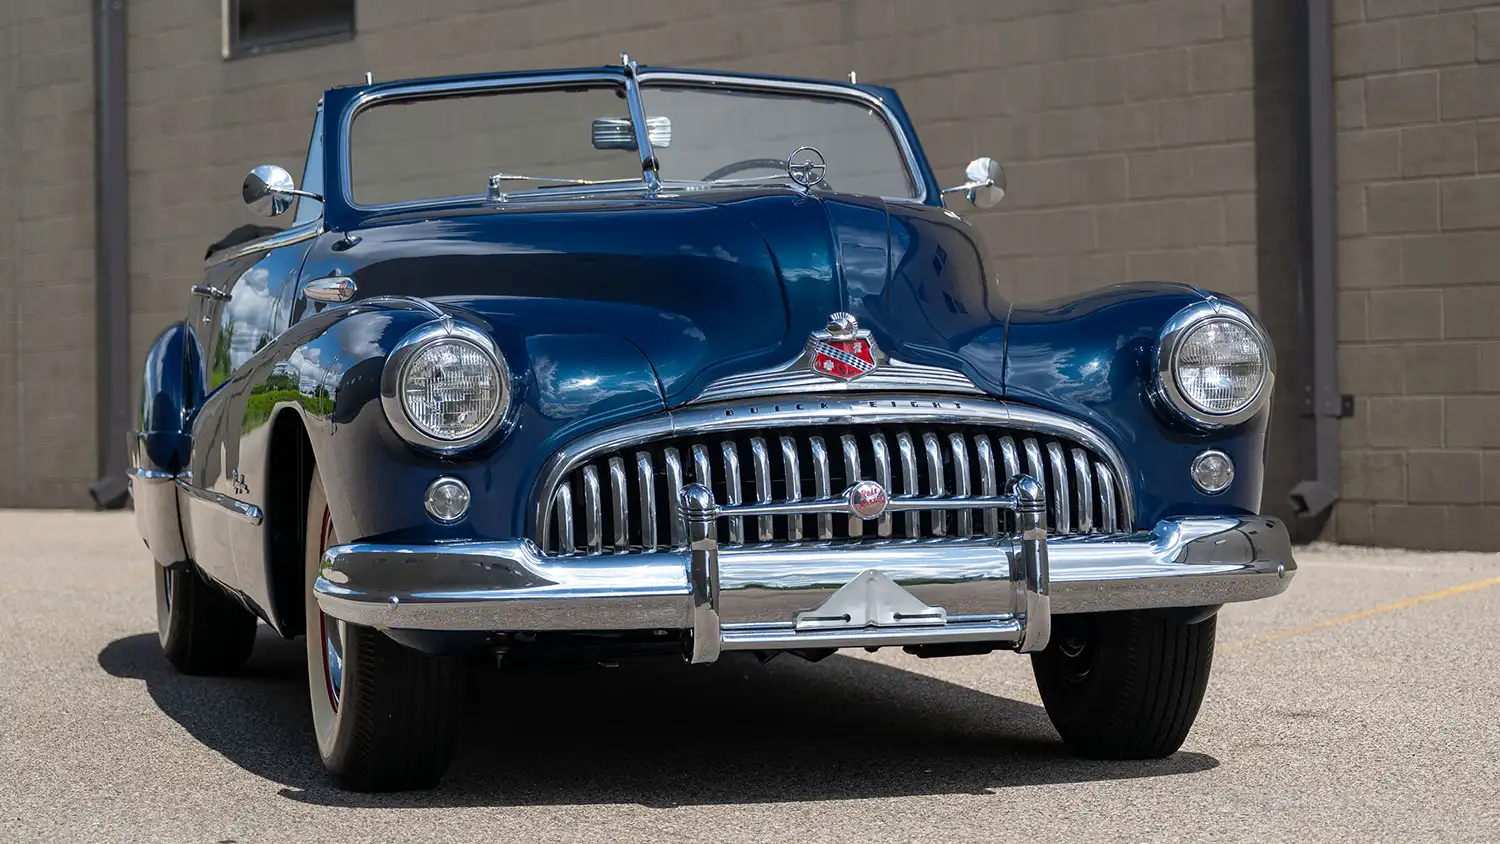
[130,57,1295,791]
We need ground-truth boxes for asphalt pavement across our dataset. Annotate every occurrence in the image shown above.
[1,510,1497,843]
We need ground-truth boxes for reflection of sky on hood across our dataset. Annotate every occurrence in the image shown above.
[534,353,618,419]
[1007,344,1115,404]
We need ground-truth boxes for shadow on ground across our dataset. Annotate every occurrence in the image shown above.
[99,629,1217,808]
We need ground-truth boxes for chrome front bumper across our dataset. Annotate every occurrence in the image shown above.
[315,489,1294,663]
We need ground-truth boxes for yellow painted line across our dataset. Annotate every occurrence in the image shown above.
[1223,574,1500,652]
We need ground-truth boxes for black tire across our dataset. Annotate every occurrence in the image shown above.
[1031,610,1216,759]
[155,563,258,675]
[304,466,466,791]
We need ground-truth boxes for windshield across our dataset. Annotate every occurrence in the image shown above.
[642,84,916,198]
[350,84,640,206]
[348,79,917,205]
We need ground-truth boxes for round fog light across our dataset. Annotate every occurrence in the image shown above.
[424,477,470,523]
[1190,450,1234,494]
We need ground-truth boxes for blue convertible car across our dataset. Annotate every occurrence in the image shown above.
[131,58,1294,791]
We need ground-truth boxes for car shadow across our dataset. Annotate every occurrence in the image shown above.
[99,629,1217,808]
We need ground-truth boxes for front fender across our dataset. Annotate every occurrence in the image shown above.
[130,323,202,566]
[212,301,667,552]
[1004,283,1269,527]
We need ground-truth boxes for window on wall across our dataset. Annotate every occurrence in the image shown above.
[223,0,355,59]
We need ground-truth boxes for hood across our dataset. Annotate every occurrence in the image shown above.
[300,189,1010,407]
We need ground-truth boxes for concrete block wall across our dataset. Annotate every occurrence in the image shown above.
[1332,0,1500,550]
[1,0,1263,508]
[0,3,99,508]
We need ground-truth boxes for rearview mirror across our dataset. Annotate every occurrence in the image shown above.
[942,157,1006,209]
[591,116,672,151]
[242,164,321,217]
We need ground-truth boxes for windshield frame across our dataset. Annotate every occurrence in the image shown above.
[331,67,929,219]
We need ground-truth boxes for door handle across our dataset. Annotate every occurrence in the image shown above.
[303,275,357,303]
[190,284,231,302]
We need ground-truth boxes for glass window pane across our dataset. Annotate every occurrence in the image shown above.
[350,85,639,206]
[642,85,915,198]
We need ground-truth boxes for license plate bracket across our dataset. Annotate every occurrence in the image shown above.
[793,569,948,631]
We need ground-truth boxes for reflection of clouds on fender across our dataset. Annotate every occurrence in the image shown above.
[224,267,275,372]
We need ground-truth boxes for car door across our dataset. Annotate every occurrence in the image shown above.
[179,107,325,608]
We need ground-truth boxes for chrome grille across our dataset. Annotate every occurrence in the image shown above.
[539,422,1129,556]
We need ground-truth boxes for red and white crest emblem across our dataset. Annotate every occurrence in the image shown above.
[807,312,878,382]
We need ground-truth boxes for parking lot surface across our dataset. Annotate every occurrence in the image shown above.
[1,510,1496,843]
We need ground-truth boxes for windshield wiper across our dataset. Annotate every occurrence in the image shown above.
[486,173,643,200]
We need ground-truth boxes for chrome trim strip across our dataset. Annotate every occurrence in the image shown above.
[950,432,972,537]
[975,434,998,535]
[721,440,743,544]
[356,295,447,319]
[692,444,715,542]
[723,493,1019,518]
[132,468,176,482]
[532,394,1137,541]
[1072,448,1094,534]
[608,456,629,552]
[636,451,657,552]
[922,432,945,538]
[780,435,803,542]
[810,436,833,540]
[174,478,263,525]
[720,621,1022,651]
[1000,436,1021,485]
[203,220,322,267]
[554,482,575,555]
[1046,441,1070,531]
[582,464,603,555]
[841,433,862,538]
[314,517,1294,633]
[620,55,662,193]
[896,430,920,537]
[1096,462,1119,533]
[664,447,685,547]
[1022,438,1045,507]
[870,432,893,537]
[750,437,774,542]
[690,357,984,405]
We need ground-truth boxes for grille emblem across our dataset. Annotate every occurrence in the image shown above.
[847,480,889,520]
[808,312,878,381]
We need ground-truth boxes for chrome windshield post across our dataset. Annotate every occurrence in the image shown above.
[620,53,662,195]
[679,483,721,663]
[1006,473,1051,653]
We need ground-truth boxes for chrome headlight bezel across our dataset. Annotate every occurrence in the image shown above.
[379,319,512,453]
[1152,300,1274,429]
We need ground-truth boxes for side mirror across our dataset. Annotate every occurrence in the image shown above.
[242,164,321,217]
[942,157,1006,209]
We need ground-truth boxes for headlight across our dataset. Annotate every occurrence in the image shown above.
[381,320,511,452]
[1154,302,1273,428]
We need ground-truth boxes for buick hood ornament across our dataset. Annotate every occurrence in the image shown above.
[807,312,878,381]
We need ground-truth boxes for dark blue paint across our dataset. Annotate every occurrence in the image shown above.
[135,322,202,475]
[1005,284,1268,524]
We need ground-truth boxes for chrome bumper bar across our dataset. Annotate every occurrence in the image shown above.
[315,492,1294,663]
